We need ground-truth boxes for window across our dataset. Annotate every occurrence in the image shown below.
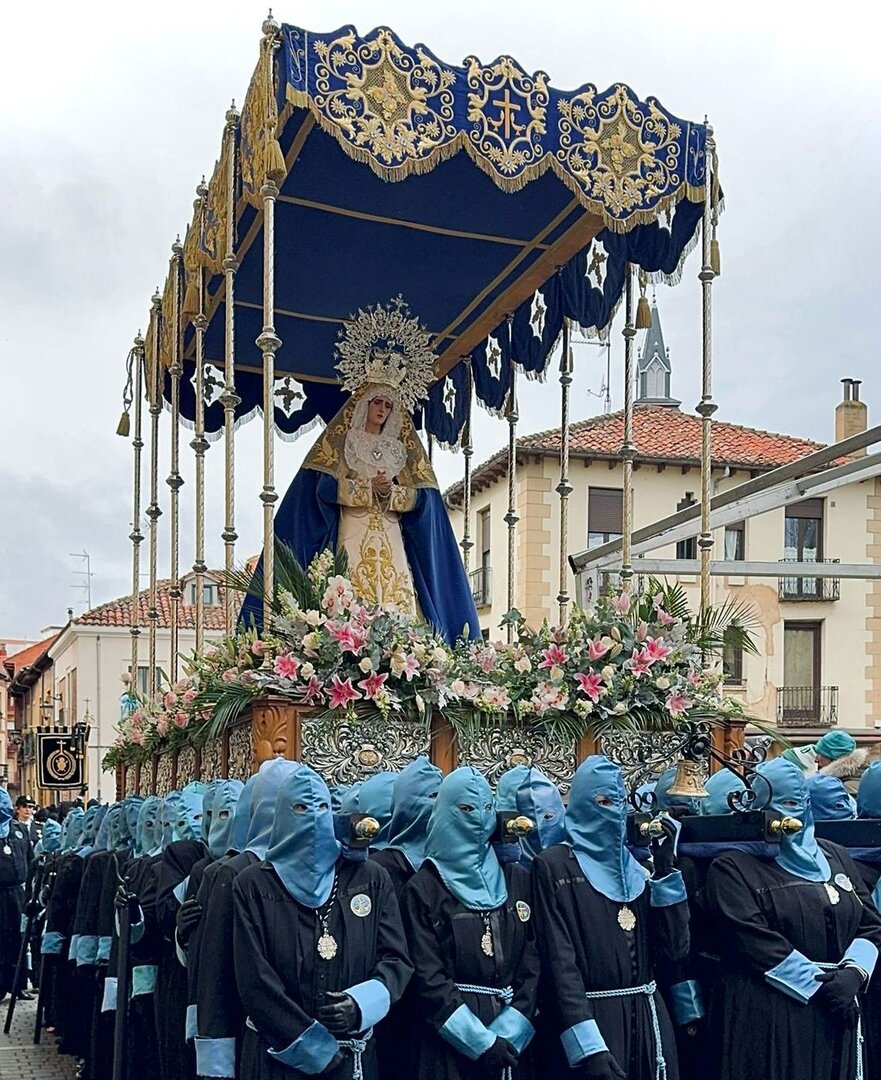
[785,499,823,562]
[135,665,168,695]
[478,508,491,572]
[724,520,745,561]
[588,487,623,549]
[722,629,744,684]
[781,621,823,723]
[189,582,221,606]
[676,493,697,560]
[642,358,667,399]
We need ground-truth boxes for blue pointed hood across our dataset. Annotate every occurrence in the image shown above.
[265,764,340,907]
[341,772,396,849]
[124,797,144,854]
[807,774,856,821]
[858,760,881,818]
[78,805,105,856]
[206,780,244,859]
[701,770,746,815]
[138,797,164,857]
[106,805,128,851]
[0,789,12,841]
[515,767,566,863]
[230,773,257,853]
[159,793,181,849]
[425,766,506,910]
[175,782,207,842]
[495,765,531,812]
[246,759,302,858]
[386,757,443,870]
[656,767,702,815]
[61,807,84,852]
[756,759,831,882]
[91,806,112,853]
[38,818,62,854]
[566,756,647,903]
[201,783,218,846]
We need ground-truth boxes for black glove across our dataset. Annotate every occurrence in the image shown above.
[114,886,141,925]
[480,1036,519,1068]
[25,899,42,919]
[650,816,679,879]
[578,1050,627,1080]
[815,965,864,1020]
[318,991,360,1036]
[321,1050,345,1073]
[175,899,203,948]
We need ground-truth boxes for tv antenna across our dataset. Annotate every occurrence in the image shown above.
[70,549,96,612]
[572,329,613,415]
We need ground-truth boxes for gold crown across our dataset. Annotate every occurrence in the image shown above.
[335,296,436,413]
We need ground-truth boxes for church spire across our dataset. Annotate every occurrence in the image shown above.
[635,300,680,407]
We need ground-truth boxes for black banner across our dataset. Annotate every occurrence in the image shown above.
[36,734,83,789]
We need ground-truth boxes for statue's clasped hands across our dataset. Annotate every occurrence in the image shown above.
[372,471,392,499]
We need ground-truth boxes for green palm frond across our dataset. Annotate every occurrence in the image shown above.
[219,544,349,619]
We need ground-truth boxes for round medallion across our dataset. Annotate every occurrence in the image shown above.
[317,933,338,960]
[508,750,529,767]
[618,906,637,932]
[48,748,75,781]
[834,873,854,893]
[480,930,494,957]
[825,883,841,905]
[2,845,10,857]
[350,893,372,918]
[356,746,381,768]
[516,900,531,923]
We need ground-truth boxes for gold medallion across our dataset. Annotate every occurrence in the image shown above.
[317,933,338,960]
[825,883,841,906]
[618,906,637,932]
[480,930,494,957]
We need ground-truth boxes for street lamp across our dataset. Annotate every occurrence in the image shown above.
[39,694,62,727]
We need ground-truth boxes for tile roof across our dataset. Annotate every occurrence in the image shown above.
[446,405,825,504]
[2,635,59,677]
[75,579,228,631]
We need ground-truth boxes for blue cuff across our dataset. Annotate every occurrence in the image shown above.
[561,1019,608,1066]
[439,1003,497,1061]
[20,913,28,933]
[765,949,824,1003]
[185,1003,198,1041]
[102,976,118,1013]
[195,1036,236,1078]
[131,964,157,997]
[115,906,145,944]
[670,980,705,1024]
[41,931,65,955]
[488,1006,535,1053]
[649,870,687,907]
[345,979,391,1031]
[78,934,99,966]
[843,938,879,980]
[173,876,189,904]
[268,1021,339,1075]
[68,934,81,961]
[97,936,112,963]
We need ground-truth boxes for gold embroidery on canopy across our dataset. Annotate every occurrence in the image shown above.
[465,55,549,180]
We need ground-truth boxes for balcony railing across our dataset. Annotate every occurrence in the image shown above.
[778,559,840,602]
[776,685,839,728]
[470,566,492,608]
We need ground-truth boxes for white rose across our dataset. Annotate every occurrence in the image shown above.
[359,657,373,673]
[602,665,615,681]
[300,662,315,679]
[302,633,320,655]
[514,656,532,674]
[303,609,325,627]
[654,676,671,691]
[431,646,449,668]
[549,665,564,683]
[612,701,627,714]
[450,679,466,696]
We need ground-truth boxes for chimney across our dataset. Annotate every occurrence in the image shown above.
[836,378,867,456]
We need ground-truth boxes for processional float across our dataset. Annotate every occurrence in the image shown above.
[113,14,747,803]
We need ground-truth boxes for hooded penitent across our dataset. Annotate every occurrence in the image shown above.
[858,760,881,818]
[89,806,112,854]
[205,780,245,860]
[78,805,105,856]
[175,781,208,842]
[0,789,12,841]
[755,758,831,882]
[385,756,443,871]
[264,764,341,907]
[160,792,182,849]
[246,759,302,859]
[138,796,164,857]
[229,773,258,853]
[424,766,506,910]
[61,807,84,852]
[495,765,532,812]
[515,766,566,863]
[39,818,62,855]
[655,766,702,816]
[341,772,397,849]
[125,797,144,855]
[807,774,856,821]
[701,770,746,816]
[106,805,129,851]
[565,756,647,903]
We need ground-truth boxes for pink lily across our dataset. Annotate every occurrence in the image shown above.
[657,608,676,627]
[358,671,389,700]
[401,653,420,682]
[666,690,692,717]
[614,592,631,614]
[587,638,610,662]
[274,654,300,680]
[329,675,361,710]
[299,676,323,705]
[629,648,653,677]
[539,643,569,669]
[644,637,673,663]
[576,671,604,702]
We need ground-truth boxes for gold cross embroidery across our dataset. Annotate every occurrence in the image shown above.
[490,89,525,140]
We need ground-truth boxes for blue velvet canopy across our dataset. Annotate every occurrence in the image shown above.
[157,21,714,446]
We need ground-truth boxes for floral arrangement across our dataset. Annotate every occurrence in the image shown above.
[103,549,752,769]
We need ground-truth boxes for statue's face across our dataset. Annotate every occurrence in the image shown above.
[367,395,393,429]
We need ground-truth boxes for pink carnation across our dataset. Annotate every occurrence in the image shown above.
[182,688,197,704]
[163,691,178,709]
[173,711,189,728]
[156,718,169,737]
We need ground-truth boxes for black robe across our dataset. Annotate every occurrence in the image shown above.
[233,857,412,1080]
[401,860,540,1080]
[53,851,87,1054]
[90,849,132,1080]
[532,845,686,1080]
[705,842,881,1080]
[0,820,30,996]
[155,839,207,1080]
[191,850,260,1077]
[43,849,82,1033]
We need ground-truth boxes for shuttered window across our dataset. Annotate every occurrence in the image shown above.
[588,488,623,548]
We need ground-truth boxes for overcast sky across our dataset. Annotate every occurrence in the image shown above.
[1,0,879,639]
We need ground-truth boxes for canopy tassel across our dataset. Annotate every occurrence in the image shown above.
[182,273,200,319]
[267,138,287,184]
[635,270,652,329]
[710,235,721,277]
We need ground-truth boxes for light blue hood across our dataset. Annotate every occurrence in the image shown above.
[565,756,647,903]
[0,790,12,841]
[857,760,881,819]
[386,757,443,871]
[265,765,340,907]
[341,772,396,850]
[756,759,831,882]
[38,818,62,855]
[515,766,566,863]
[495,765,531,812]
[138,797,164,857]
[61,807,84,852]
[425,767,506,911]
[206,780,244,859]
[175,782,208,842]
[808,774,856,821]
[701,770,746,816]
[246,759,302,859]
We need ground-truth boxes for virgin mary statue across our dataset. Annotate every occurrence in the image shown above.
[240,299,480,643]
